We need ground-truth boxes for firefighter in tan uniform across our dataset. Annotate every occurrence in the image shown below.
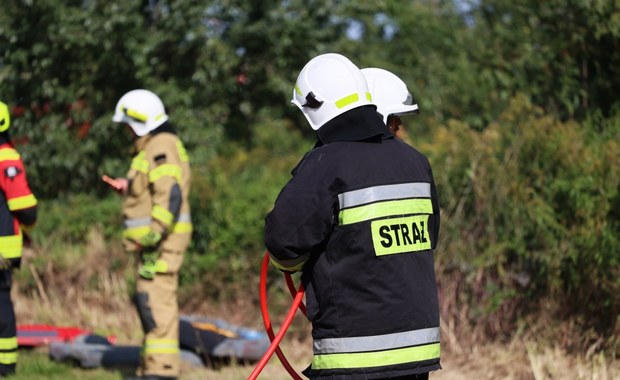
[106,90,191,380]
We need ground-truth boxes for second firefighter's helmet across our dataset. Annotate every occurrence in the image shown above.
[0,101,10,133]
[361,67,419,124]
[291,53,373,130]
[112,89,168,136]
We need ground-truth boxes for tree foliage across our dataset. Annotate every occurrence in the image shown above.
[1,0,619,350]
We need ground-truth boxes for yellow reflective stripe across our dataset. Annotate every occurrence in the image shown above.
[312,342,440,370]
[0,235,22,259]
[124,107,148,122]
[176,141,189,163]
[7,194,37,211]
[335,93,359,109]
[151,205,174,226]
[123,226,151,241]
[124,222,192,239]
[131,152,149,173]
[0,149,20,161]
[148,163,181,183]
[270,257,307,272]
[171,221,192,234]
[366,91,372,101]
[0,337,17,350]
[295,84,303,96]
[144,338,179,354]
[339,198,433,225]
[0,352,17,365]
[371,215,431,256]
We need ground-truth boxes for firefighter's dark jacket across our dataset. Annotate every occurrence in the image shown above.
[265,106,441,379]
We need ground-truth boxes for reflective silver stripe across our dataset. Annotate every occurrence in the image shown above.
[124,217,151,229]
[339,183,431,209]
[177,213,191,223]
[313,327,440,354]
[124,213,191,228]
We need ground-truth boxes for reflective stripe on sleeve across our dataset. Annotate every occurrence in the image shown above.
[7,194,37,211]
[0,149,20,161]
[148,163,182,183]
[151,205,174,226]
[176,141,189,163]
[268,252,309,272]
[0,235,22,259]
[130,152,149,173]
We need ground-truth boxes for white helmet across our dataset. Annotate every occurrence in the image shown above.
[292,53,373,130]
[112,89,168,136]
[361,68,419,124]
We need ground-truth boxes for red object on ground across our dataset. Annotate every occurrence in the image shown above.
[16,325,116,347]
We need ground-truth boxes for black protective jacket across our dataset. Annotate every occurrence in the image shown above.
[265,106,441,379]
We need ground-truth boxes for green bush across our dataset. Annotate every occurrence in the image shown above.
[425,95,620,341]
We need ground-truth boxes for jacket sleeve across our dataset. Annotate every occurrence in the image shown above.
[145,138,184,235]
[0,150,38,227]
[264,152,336,272]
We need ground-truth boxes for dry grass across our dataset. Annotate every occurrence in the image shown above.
[10,229,620,379]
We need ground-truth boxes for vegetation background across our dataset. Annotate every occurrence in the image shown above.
[1,0,618,379]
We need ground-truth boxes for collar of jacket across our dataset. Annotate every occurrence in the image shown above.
[133,122,176,151]
[315,105,392,146]
[0,131,10,145]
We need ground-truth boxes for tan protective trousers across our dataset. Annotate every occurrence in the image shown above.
[135,249,183,378]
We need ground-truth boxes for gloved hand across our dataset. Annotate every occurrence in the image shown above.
[0,257,10,270]
[138,230,162,280]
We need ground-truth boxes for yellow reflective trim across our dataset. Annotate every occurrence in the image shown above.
[0,352,17,365]
[0,337,17,350]
[171,221,192,234]
[371,215,431,256]
[366,92,372,101]
[270,257,306,272]
[0,235,22,259]
[124,107,148,122]
[335,93,360,109]
[0,149,20,161]
[144,338,179,354]
[151,205,174,226]
[123,226,151,241]
[131,151,149,173]
[176,141,189,163]
[339,198,433,225]
[295,84,303,96]
[312,342,440,370]
[148,163,181,183]
[7,194,37,211]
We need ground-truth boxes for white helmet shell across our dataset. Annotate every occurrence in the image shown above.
[361,68,419,124]
[112,89,169,136]
[292,53,373,130]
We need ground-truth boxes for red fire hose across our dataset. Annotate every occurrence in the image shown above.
[248,252,306,380]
